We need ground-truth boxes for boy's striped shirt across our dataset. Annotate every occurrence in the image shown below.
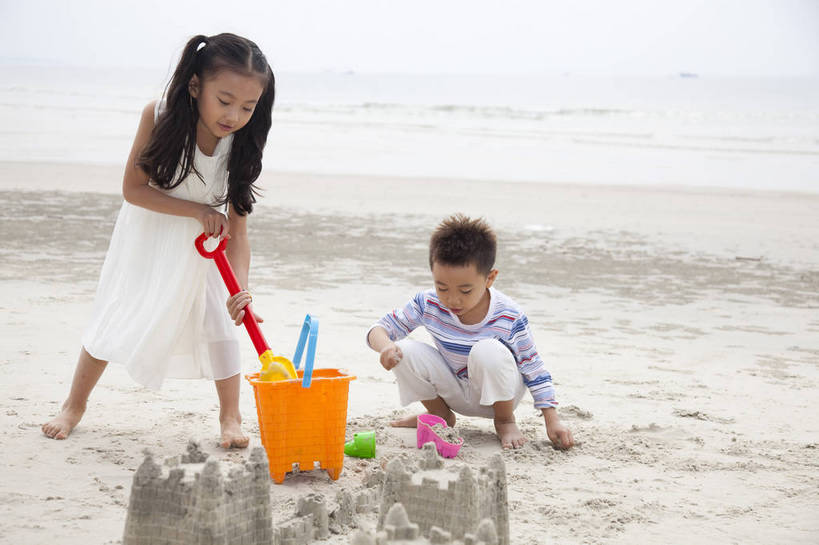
[370,287,557,409]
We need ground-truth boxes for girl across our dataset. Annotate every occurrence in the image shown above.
[41,33,275,448]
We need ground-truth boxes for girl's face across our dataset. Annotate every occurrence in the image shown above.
[189,69,265,147]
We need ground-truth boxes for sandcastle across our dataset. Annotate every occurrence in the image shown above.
[369,443,509,545]
[123,441,379,545]
[350,502,500,545]
[123,441,273,545]
[122,441,509,545]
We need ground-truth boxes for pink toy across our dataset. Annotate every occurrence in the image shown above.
[416,414,464,458]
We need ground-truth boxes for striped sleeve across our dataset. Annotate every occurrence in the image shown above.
[371,292,426,343]
[508,314,557,409]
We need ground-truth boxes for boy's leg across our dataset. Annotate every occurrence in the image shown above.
[390,339,466,428]
[389,396,456,428]
[466,339,528,449]
[491,399,525,449]
[42,347,108,439]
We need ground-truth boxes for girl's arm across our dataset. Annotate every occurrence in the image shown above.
[225,204,250,288]
[121,101,229,238]
[224,205,260,326]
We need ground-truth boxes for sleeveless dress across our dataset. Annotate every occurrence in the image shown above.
[82,102,241,389]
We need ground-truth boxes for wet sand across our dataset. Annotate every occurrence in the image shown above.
[1,161,818,543]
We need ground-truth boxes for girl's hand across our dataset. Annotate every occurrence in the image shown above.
[226,290,263,326]
[198,206,230,239]
[379,343,403,370]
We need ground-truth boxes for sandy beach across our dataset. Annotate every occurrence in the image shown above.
[1,161,818,544]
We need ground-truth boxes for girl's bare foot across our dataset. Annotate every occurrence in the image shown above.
[42,404,85,440]
[390,411,456,428]
[219,416,249,449]
[494,418,527,449]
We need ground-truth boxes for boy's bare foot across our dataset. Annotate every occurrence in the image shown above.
[494,418,527,449]
[219,416,249,449]
[42,404,85,440]
[390,413,422,427]
[390,411,456,428]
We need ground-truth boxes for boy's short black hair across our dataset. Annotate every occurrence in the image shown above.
[429,214,497,275]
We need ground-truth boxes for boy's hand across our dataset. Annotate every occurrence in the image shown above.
[543,408,574,450]
[547,421,574,450]
[379,344,403,370]
[226,290,263,326]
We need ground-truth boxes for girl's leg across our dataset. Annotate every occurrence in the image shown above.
[42,347,108,439]
[214,374,249,449]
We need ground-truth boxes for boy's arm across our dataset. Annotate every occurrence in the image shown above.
[367,326,393,352]
[509,314,574,449]
[366,292,427,370]
[367,326,402,370]
[508,315,557,409]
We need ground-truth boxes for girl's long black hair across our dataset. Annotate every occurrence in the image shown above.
[137,33,275,215]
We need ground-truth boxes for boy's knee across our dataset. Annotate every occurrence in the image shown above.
[394,339,430,365]
[394,338,415,354]
[469,339,515,372]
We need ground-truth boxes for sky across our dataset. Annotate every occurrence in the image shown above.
[1,0,818,76]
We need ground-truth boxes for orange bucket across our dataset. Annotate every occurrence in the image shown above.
[245,315,356,483]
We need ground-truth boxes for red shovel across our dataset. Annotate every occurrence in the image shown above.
[194,233,296,381]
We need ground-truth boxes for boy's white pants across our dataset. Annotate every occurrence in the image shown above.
[392,338,527,419]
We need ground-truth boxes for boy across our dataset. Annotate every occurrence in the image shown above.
[367,214,573,449]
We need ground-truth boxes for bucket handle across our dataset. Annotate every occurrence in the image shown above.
[292,314,318,388]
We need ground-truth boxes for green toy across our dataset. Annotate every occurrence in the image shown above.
[344,431,376,458]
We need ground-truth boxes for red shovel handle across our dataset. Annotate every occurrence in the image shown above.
[194,233,269,356]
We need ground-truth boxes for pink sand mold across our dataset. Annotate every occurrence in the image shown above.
[416,414,463,458]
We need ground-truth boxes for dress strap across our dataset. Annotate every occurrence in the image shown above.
[153,99,166,123]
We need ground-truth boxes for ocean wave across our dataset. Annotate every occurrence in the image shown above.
[335,101,632,119]
[0,102,138,116]
[572,138,819,156]
[276,101,819,125]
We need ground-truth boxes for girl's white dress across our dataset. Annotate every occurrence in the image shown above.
[82,104,240,389]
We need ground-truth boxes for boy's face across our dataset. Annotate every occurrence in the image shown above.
[431,261,498,323]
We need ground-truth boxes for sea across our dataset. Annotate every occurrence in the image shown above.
[1,65,818,192]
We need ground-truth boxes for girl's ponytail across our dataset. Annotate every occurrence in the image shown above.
[137,34,208,189]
